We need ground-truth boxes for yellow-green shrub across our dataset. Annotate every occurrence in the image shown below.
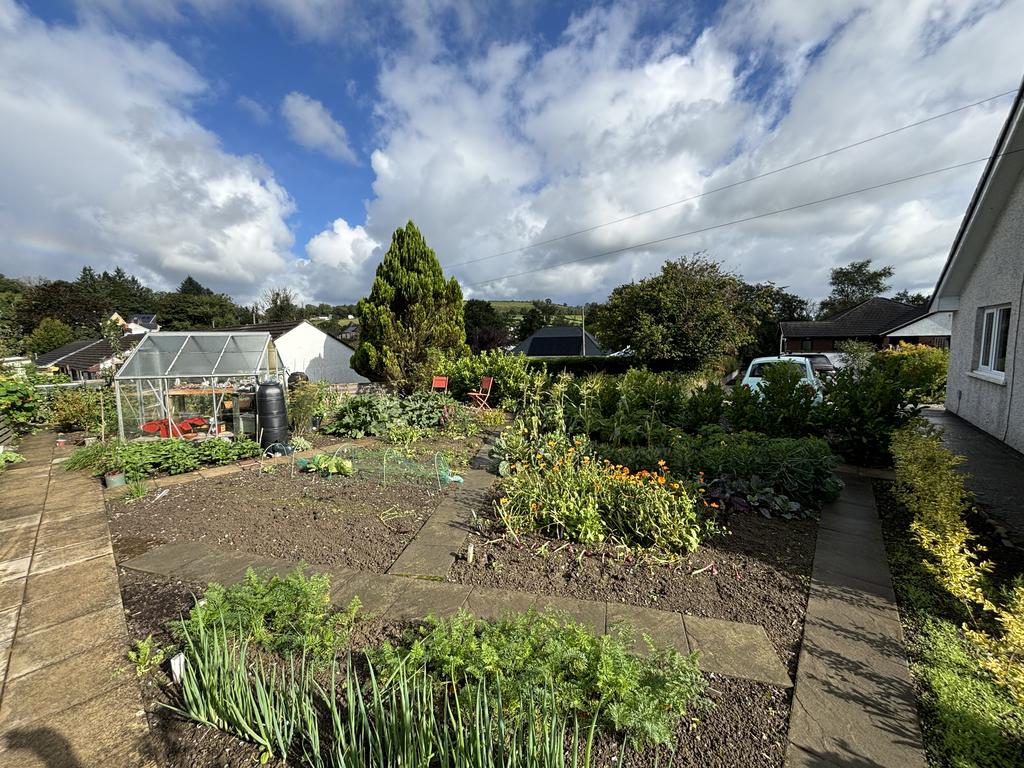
[892,424,1024,706]
[875,342,949,403]
[496,432,712,554]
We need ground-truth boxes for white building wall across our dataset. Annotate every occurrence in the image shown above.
[274,322,368,384]
[946,173,1024,451]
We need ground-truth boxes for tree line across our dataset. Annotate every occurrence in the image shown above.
[0,220,928,375]
[0,268,359,357]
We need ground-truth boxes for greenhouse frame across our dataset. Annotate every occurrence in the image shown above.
[113,331,284,441]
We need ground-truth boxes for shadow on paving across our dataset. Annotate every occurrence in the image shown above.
[3,727,85,768]
[923,406,1024,548]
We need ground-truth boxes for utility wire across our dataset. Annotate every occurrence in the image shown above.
[464,146,1024,288]
[450,88,1017,268]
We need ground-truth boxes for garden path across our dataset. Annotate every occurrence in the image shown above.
[0,433,154,768]
[121,539,793,687]
[923,405,1024,548]
[785,473,927,768]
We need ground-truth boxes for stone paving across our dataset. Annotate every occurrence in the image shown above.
[122,539,793,687]
[785,473,927,768]
[923,405,1024,548]
[0,434,153,768]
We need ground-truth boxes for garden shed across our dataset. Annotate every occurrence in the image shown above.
[113,331,284,440]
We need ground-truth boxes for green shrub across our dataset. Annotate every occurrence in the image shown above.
[598,427,842,512]
[681,383,726,431]
[321,392,452,439]
[496,431,712,553]
[0,375,41,432]
[431,348,536,410]
[892,425,1024,708]
[742,361,819,437]
[877,481,1024,767]
[44,386,113,433]
[874,342,949,403]
[287,380,341,434]
[821,363,920,466]
[372,608,708,745]
[174,568,360,663]
[0,449,25,470]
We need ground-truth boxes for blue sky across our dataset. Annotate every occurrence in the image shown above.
[1,0,1021,306]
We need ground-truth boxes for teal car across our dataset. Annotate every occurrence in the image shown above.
[740,356,823,403]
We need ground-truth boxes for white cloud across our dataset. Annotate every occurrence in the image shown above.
[0,4,294,298]
[317,0,1023,305]
[281,91,357,163]
[237,95,270,124]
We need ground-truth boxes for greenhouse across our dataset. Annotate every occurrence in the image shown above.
[113,331,284,441]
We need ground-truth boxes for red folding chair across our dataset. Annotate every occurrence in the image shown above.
[431,375,449,393]
[468,376,493,409]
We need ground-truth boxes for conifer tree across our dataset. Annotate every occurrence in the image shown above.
[352,221,468,390]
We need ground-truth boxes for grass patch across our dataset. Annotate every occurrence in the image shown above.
[875,482,1024,767]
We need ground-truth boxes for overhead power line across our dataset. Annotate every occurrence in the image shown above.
[450,88,1017,269]
[464,146,1024,288]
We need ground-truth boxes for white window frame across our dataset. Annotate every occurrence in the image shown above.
[976,305,1011,379]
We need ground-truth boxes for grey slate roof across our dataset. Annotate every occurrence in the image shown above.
[35,339,99,367]
[513,325,605,357]
[781,298,926,339]
[38,334,146,371]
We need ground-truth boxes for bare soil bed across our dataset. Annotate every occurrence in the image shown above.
[107,466,443,571]
[450,509,818,672]
[119,569,791,768]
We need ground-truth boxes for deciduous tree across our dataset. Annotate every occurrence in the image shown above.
[818,259,894,318]
[592,255,754,371]
[25,317,74,356]
[352,221,468,390]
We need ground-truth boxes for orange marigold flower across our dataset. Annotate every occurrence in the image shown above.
[657,476,666,485]
[710,501,719,509]
[657,459,667,467]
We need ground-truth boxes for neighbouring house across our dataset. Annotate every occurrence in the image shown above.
[35,334,146,380]
[513,325,605,357]
[338,322,360,343]
[109,311,160,335]
[779,297,927,353]
[881,311,952,348]
[214,320,367,384]
[929,80,1024,451]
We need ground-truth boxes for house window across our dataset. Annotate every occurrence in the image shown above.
[801,339,812,351]
[977,306,1011,375]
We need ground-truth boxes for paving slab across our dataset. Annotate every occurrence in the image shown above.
[0,515,38,537]
[0,436,154,765]
[464,585,536,621]
[6,605,127,680]
[533,594,607,636]
[119,540,218,577]
[0,582,24,613]
[785,477,926,768]
[16,577,122,636]
[0,641,127,728]
[0,529,36,566]
[0,684,154,768]
[924,407,1024,547]
[387,580,471,621]
[684,614,791,687]
[28,538,111,576]
[0,558,31,585]
[330,571,404,616]
[606,603,690,655]
[23,554,118,604]
[0,506,43,524]
[388,544,457,579]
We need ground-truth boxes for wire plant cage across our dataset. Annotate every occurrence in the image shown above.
[113,331,285,441]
